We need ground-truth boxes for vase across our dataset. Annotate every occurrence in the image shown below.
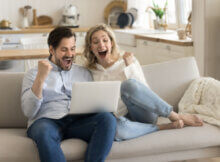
[153,17,167,31]
[21,16,29,28]
[153,19,159,30]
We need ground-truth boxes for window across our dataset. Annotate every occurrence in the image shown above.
[127,0,149,28]
[179,0,192,24]
[147,0,192,29]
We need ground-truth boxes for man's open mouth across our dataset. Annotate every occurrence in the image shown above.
[98,50,107,58]
[62,57,73,68]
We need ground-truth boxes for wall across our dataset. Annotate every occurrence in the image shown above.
[193,0,220,79]
[0,0,112,28]
[192,0,205,76]
[204,0,220,80]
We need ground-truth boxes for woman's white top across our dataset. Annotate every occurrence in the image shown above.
[90,53,149,117]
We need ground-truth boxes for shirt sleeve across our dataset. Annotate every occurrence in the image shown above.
[123,56,150,88]
[21,69,43,120]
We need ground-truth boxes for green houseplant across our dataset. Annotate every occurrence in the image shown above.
[147,0,168,30]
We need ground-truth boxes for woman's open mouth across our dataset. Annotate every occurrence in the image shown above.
[98,50,108,58]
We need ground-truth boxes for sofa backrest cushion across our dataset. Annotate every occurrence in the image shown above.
[142,57,200,112]
[0,72,27,128]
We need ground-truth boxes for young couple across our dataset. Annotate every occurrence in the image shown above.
[21,24,203,162]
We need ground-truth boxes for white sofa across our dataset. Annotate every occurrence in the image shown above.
[0,57,220,162]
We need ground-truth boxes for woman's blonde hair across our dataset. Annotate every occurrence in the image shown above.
[83,24,120,69]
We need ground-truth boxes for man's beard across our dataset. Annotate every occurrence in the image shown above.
[55,56,74,71]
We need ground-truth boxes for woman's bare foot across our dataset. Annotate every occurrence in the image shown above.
[158,120,184,130]
[179,114,203,126]
[168,111,203,127]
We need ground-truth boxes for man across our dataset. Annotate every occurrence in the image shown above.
[21,27,116,162]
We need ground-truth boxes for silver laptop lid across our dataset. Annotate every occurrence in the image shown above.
[70,81,121,114]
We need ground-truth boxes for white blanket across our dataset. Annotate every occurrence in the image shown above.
[178,77,220,126]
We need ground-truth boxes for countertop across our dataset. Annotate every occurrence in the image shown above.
[0,49,49,60]
[0,49,83,61]
[0,28,193,61]
[114,29,193,46]
[135,33,193,46]
[0,27,89,34]
[0,27,193,46]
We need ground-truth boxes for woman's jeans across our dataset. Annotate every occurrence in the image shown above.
[115,79,172,141]
[27,112,116,162]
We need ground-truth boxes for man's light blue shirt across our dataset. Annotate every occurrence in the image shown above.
[21,61,93,127]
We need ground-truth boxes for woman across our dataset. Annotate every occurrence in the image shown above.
[83,24,203,141]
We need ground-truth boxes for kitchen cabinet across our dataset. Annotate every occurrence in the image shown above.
[0,31,86,50]
[114,31,137,53]
[136,39,194,65]
[0,60,25,72]
[19,33,49,72]
[75,32,86,49]
[118,44,137,53]
[114,29,193,65]
[0,33,49,50]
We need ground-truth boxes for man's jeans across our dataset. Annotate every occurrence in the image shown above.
[27,112,116,162]
[115,79,172,141]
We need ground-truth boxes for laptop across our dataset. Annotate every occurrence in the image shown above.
[69,81,121,114]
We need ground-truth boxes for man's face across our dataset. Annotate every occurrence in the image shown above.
[50,36,76,71]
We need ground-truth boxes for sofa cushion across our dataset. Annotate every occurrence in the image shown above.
[1,121,220,161]
[108,118,220,159]
[142,57,200,112]
[0,73,27,128]
[0,129,87,162]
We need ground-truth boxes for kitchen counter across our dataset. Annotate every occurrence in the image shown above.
[0,49,49,60]
[114,29,193,47]
[0,27,89,34]
[135,33,193,46]
[0,49,83,61]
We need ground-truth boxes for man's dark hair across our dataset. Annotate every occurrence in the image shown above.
[48,26,76,60]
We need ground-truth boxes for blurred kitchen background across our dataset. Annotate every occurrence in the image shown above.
[0,0,114,28]
[0,0,190,29]
[0,0,220,83]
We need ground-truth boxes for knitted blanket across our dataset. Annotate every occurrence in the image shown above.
[179,77,220,126]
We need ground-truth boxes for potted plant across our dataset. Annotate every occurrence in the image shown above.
[147,0,168,30]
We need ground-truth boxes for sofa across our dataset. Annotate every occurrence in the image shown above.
[0,57,220,162]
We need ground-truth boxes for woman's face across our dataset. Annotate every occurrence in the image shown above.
[90,30,113,65]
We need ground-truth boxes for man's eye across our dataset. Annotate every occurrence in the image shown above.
[61,49,67,52]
